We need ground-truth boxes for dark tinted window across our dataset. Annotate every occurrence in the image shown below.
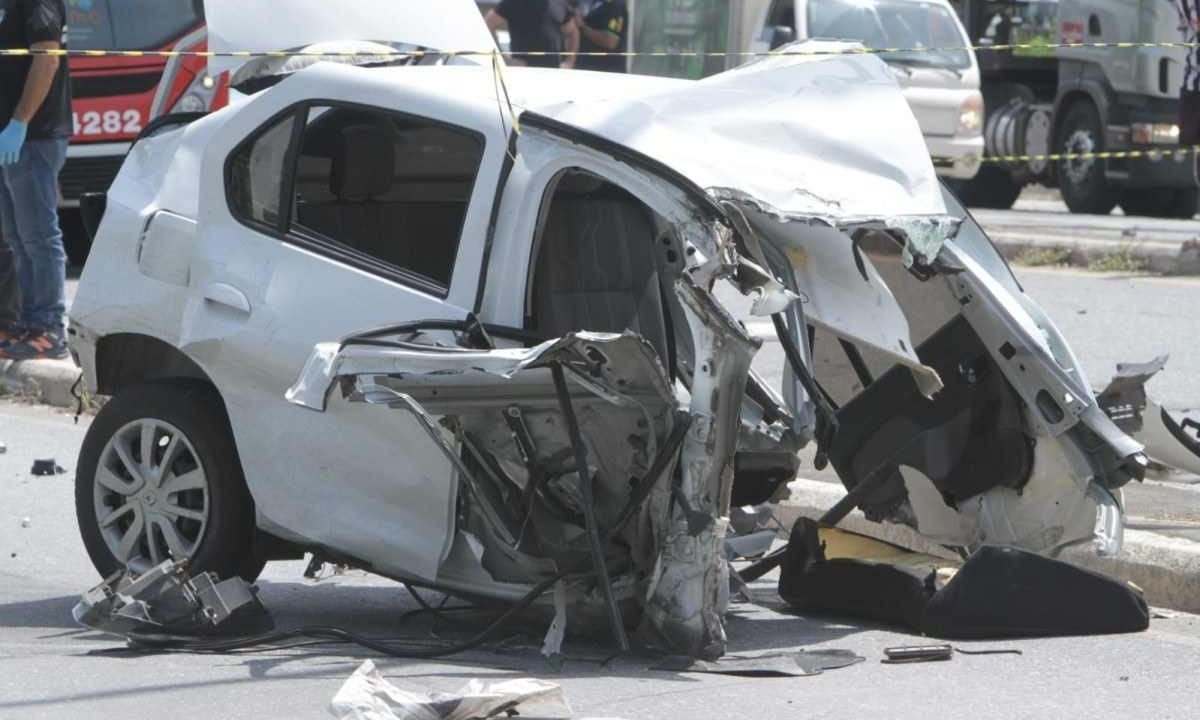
[228,113,296,228]
[290,106,483,289]
[68,0,204,51]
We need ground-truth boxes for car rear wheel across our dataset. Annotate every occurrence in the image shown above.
[76,380,263,581]
[1058,102,1118,215]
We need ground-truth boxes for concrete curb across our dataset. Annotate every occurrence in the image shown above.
[982,224,1200,275]
[0,358,81,408]
[777,478,1200,614]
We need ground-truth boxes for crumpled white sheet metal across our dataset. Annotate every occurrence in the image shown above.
[205,0,496,80]
[535,42,950,227]
[286,334,602,412]
[329,661,572,720]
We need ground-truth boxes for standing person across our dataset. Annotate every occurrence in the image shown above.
[0,0,72,360]
[486,0,575,69]
[0,228,17,343]
[573,0,629,73]
[1175,0,1199,183]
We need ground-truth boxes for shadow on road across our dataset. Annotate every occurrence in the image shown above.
[0,594,80,630]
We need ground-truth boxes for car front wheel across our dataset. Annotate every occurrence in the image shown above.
[76,380,262,581]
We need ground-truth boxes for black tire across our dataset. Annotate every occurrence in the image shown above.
[1058,102,1117,215]
[1168,188,1199,219]
[1120,188,1199,219]
[75,380,264,581]
[955,165,1023,210]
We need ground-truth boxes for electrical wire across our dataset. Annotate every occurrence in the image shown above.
[128,565,589,659]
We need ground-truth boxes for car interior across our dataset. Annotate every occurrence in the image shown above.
[527,169,683,372]
[291,106,484,288]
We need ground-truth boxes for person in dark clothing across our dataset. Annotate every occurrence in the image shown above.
[0,0,72,360]
[572,0,629,73]
[487,0,575,68]
[1174,0,1199,184]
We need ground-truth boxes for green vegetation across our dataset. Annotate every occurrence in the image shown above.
[1089,248,1149,273]
[1014,246,1073,267]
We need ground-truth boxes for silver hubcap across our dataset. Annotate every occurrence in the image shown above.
[1064,129,1097,185]
[93,419,210,572]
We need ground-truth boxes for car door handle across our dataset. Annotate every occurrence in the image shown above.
[203,282,251,314]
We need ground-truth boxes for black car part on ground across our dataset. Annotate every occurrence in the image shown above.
[777,518,1150,639]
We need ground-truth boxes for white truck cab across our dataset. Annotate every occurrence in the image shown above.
[750,0,985,180]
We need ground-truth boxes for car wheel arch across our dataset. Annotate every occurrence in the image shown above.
[95,333,213,397]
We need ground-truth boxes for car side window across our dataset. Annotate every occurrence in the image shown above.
[228,113,297,228]
[289,105,485,290]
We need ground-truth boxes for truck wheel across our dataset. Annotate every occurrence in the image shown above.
[1168,188,1198,219]
[955,165,1023,209]
[1120,188,1198,219]
[76,380,264,582]
[1058,102,1117,215]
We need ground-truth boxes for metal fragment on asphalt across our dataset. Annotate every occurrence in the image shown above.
[329,660,573,720]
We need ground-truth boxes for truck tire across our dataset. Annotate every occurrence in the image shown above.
[1058,102,1117,215]
[1120,188,1199,219]
[1169,188,1199,219]
[955,165,1023,209]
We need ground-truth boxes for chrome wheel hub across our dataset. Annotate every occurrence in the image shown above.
[93,419,210,573]
[1064,129,1097,185]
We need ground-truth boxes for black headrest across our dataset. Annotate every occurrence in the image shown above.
[331,124,395,200]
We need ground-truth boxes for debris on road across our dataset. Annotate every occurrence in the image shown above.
[1096,357,1200,477]
[20,517,31,529]
[329,660,573,720]
[652,649,865,677]
[30,459,66,476]
[776,519,1150,639]
[73,559,267,639]
[880,644,1023,664]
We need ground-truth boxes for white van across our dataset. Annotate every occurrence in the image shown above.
[749,0,985,180]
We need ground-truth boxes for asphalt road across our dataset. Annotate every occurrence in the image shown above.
[5,404,1200,720]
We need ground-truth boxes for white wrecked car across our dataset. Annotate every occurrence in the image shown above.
[68,0,1147,659]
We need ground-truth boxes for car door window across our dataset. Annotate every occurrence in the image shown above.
[290,105,484,291]
[227,103,485,297]
[228,112,297,228]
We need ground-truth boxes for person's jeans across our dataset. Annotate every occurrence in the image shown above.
[0,226,19,329]
[0,138,68,338]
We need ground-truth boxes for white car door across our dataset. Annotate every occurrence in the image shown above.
[183,66,511,581]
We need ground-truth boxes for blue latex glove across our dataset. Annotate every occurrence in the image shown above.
[0,120,28,167]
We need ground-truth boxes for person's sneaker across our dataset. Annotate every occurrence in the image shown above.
[0,326,26,348]
[0,332,69,361]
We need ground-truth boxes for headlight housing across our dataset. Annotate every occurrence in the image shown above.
[957,94,984,136]
[1131,123,1180,145]
[170,71,219,114]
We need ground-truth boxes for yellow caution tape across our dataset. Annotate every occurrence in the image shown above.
[938,146,1200,166]
[1,41,1197,60]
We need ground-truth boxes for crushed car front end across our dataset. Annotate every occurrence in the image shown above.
[282,43,1144,659]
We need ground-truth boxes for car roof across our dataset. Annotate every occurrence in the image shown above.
[272,40,951,227]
